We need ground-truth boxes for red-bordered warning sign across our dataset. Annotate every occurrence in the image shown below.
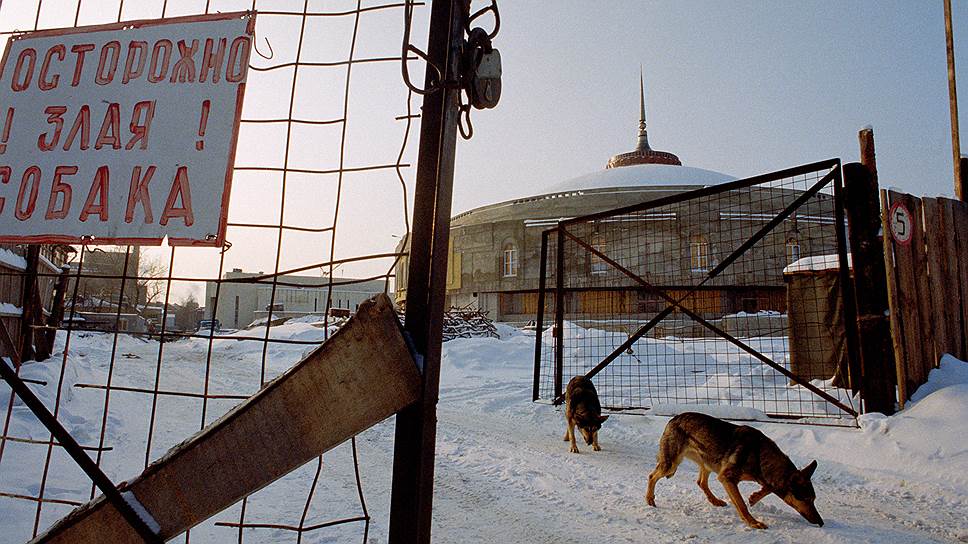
[888,201,913,246]
[0,11,254,247]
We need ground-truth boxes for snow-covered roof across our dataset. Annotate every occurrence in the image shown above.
[783,254,853,274]
[0,302,22,317]
[546,164,736,193]
[0,248,27,271]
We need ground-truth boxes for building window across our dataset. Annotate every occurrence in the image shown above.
[690,235,710,272]
[590,234,608,275]
[786,238,801,265]
[503,243,518,277]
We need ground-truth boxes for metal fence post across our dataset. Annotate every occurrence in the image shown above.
[532,230,549,401]
[388,1,466,542]
[553,227,565,402]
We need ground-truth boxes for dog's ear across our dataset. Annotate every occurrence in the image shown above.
[598,415,609,423]
[801,460,818,479]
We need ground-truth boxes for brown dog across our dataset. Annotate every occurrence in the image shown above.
[563,375,609,453]
[646,412,823,529]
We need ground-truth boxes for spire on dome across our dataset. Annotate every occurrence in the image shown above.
[637,67,650,152]
[606,68,681,169]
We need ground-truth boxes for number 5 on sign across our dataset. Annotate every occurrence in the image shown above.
[889,201,913,246]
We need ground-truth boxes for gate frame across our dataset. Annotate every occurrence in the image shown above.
[532,159,864,418]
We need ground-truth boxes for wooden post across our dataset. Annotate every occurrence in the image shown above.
[19,245,40,363]
[953,198,968,360]
[843,159,896,415]
[939,199,963,360]
[35,266,70,361]
[962,157,968,202]
[944,0,965,200]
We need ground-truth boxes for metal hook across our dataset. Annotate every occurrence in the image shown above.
[458,102,473,140]
[467,0,500,40]
[253,36,273,60]
[401,0,443,95]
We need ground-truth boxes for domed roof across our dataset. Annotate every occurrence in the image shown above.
[547,163,736,193]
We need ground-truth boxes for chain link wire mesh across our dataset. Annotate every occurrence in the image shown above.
[535,161,861,422]
[0,0,428,541]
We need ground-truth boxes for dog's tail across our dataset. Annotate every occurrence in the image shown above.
[655,417,690,478]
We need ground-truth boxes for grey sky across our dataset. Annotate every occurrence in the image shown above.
[0,1,965,303]
[455,1,967,214]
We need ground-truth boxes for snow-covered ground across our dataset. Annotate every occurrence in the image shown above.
[1,322,967,543]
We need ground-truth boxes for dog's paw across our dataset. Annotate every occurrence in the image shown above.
[711,498,727,507]
[569,445,580,454]
[645,495,656,507]
[592,444,601,451]
[747,519,768,530]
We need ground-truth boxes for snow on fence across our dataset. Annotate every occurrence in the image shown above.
[0,1,426,542]
[881,190,968,408]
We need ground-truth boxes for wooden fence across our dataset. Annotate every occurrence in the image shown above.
[0,245,70,364]
[881,191,968,407]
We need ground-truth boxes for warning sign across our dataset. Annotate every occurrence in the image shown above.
[0,12,253,246]
[888,201,913,246]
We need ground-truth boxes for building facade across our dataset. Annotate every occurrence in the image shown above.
[394,77,836,323]
[204,268,387,329]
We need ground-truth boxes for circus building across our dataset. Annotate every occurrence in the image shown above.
[394,77,835,324]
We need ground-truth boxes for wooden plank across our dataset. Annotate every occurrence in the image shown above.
[887,191,929,393]
[910,197,937,380]
[922,198,950,367]
[881,190,908,408]
[939,198,963,359]
[32,294,420,543]
[955,199,968,360]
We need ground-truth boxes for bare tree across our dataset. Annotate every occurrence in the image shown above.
[175,293,200,331]
[138,251,167,314]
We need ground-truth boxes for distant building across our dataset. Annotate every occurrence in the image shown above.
[204,268,387,329]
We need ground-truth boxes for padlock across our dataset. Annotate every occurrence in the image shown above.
[469,47,501,109]
[462,27,502,110]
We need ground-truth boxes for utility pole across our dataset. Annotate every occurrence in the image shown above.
[944,0,966,200]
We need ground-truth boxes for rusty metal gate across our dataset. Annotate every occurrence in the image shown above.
[532,159,862,421]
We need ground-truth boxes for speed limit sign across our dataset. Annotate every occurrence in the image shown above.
[888,202,913,245]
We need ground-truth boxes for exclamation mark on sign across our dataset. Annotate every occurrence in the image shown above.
[196,100,210,151]
[0,108,13,155]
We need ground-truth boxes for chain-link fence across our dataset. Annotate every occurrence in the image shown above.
[534,160,862,422]
[0,0,428,541]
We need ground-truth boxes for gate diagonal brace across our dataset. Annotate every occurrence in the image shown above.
[554,166,852,414]
[561,230,857,417]
[31,293,421,543]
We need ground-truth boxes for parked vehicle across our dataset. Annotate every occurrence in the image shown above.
[196,319,221,334]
